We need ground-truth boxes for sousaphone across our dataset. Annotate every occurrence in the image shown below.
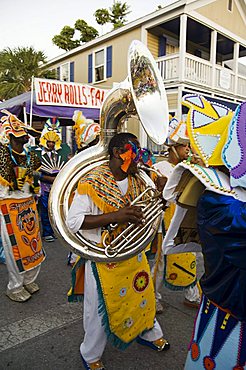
[49,40,169,262]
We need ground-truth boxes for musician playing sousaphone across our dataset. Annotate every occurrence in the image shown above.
[49,40,170,370]
[66,133,170,370]
[163,95,246,369]
[0,110,45,302]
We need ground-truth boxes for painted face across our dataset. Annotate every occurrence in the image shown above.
[46,141,55,151]
[119,140,155,174]
[15,133,30,145]
[23,213,35,234]
[17,208,36,235]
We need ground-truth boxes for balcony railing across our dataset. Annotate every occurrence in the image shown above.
[157,53,246,99]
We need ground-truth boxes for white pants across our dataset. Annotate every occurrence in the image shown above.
[1,212,40,293]
[81,261,163,363]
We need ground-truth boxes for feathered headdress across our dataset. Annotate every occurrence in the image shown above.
[182,93,246,190]
[222,101,246,188]
[0,109,41,140]
[72,110,100,149]
[182,94,233,167]
[40,117,62,150]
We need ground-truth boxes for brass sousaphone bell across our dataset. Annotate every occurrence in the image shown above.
[48,40,169,262]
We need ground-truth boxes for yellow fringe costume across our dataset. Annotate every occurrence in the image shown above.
[68,164,156,348]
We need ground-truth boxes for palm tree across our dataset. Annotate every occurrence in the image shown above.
[0,46,55,100]
[95,2,130,30]
[52,26,81,51]
[110,1,130,29]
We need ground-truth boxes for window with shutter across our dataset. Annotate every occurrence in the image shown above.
[88,46,112,83]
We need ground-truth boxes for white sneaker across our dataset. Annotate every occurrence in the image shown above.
[6,287,31,302]
[44,235,55,242]
[24,282,40,294]
[156,301,164,314]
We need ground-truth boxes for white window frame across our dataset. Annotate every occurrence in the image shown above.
[93,47,107,83]
[60,62,70,82]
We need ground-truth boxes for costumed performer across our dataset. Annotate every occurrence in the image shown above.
[163,94,246,369]
[152,118,202,314]
[0,110,45,302]
[34,117,71,242]
[66,132,170,370]
[67,110,101,267]
[72,110,100,153]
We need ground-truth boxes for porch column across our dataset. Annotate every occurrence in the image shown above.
[233,42,239,95]
[210,30,217,90]
[179,14,187,82]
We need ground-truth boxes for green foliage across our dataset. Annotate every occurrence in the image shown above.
[52,2,131,51]
[75,20,99,42]
[94,9,110,26]
[53,20,98,51]
[95,2,130,30]
[0,47,55,100]
[109,1,130,29]
[52,26,81,51]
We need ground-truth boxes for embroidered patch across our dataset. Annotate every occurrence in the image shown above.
[133,271,149,292]
[119,288,127,297]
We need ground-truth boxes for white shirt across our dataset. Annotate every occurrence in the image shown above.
[66,177,129,243]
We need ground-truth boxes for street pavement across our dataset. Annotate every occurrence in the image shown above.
[0,239,197,370]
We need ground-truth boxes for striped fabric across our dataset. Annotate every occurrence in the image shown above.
[78,163,144,212]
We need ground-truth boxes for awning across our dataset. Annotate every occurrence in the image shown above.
[0,91,100,121]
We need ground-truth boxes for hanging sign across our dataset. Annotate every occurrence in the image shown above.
[34,78,108,108]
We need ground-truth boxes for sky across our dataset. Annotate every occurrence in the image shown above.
[0,0,173,61]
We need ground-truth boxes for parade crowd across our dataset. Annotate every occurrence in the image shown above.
[0,93,246,370]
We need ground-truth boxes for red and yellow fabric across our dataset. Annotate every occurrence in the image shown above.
[0,196,45,273]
